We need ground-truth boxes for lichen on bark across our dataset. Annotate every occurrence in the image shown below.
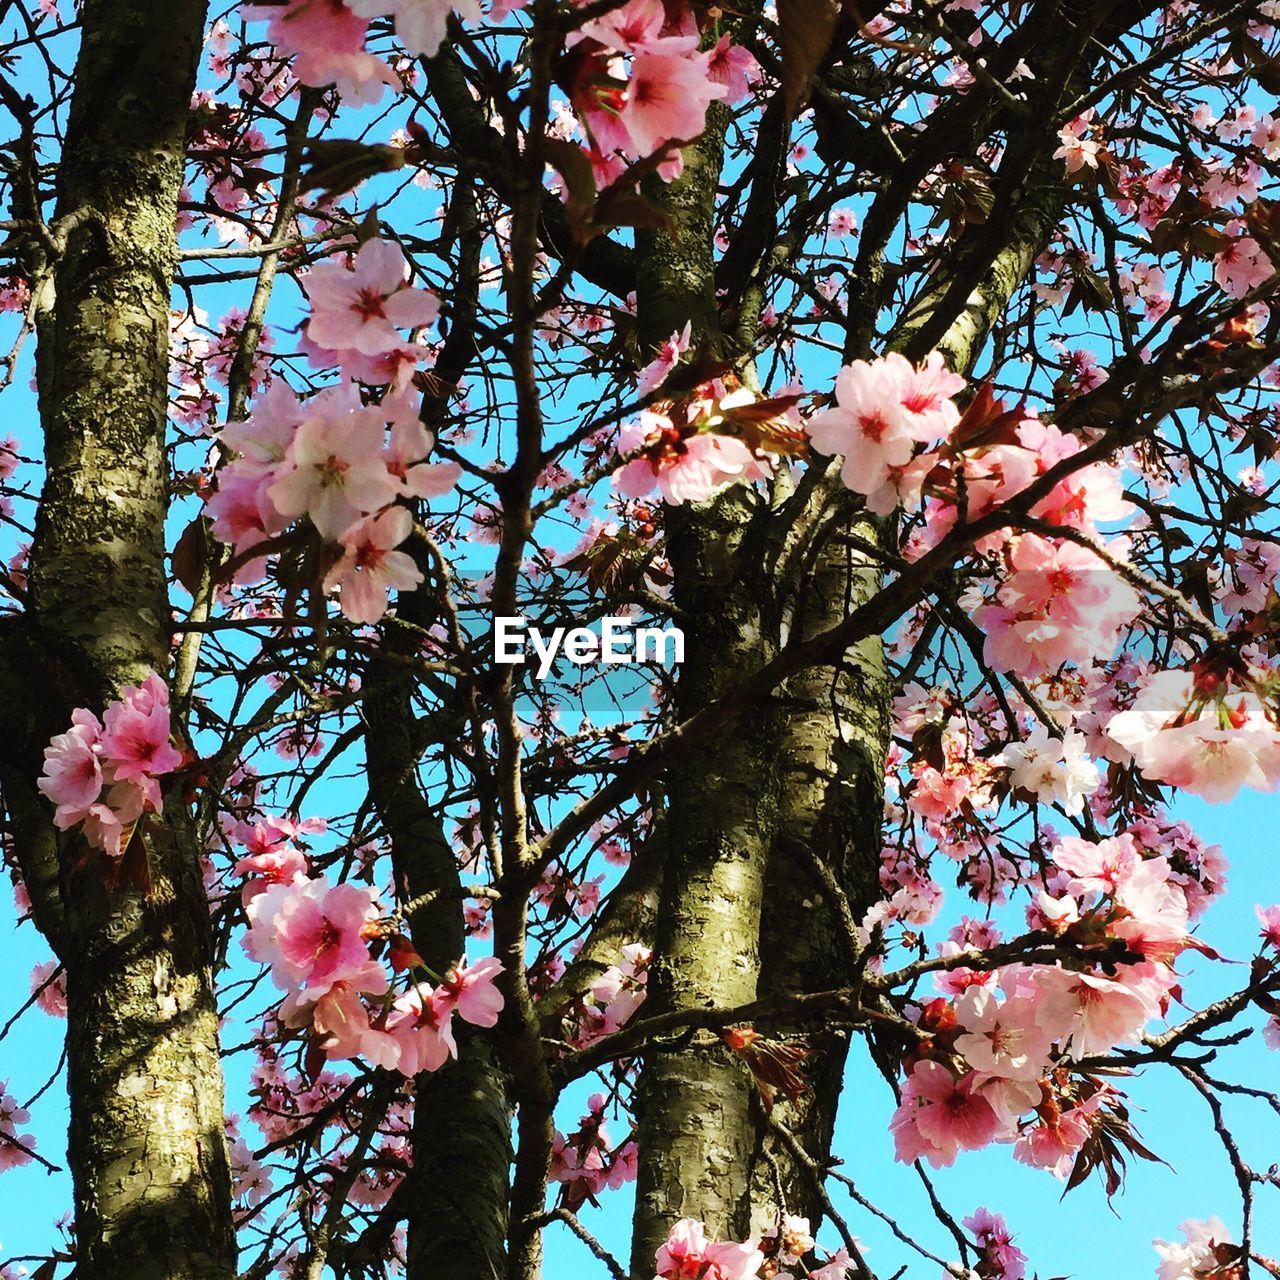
[1,4,237,1277]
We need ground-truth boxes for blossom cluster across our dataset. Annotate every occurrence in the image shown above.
[241,864,503,1076]
[1049,99,1279,304]
[795,355,1142,686]
[549,1092,637,1207]
[243,0,758,193]
[615,352,1148,709]
[963,1208,1028,1280]
[37,672,183,856]
[805,351,965,516]
[0,1082,35,1174]
[562,0,758,187]
[1153,1218,1244,1280]
[613,379,786,506]
[652,1215,858,1280]
[242,0,506,104]
[887,832,1207,1173]
[803,355,1146,686]
[1107,665,1280,803]
[566,941,651,1046]
[205,239,459,623]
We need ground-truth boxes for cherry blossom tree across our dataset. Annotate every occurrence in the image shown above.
[1,2,1280,1280]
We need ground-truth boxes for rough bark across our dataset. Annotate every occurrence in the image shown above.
[748,521,889,1234]
[630,494,783,1267]
[1,3,236,1278]
[629,107,787,1269]
[364,641,516,1280]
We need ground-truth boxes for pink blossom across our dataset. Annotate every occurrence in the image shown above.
[974,535,1141,677]
[964,1208,1027,1280]
[767,1214,814,1262]
[614,410,772,505]
[1052,833,1142,896]
[301,321,422,386]
[807,353,959,514]
[1106,669,1280,802]
[437,955,505,1027]
[586,943,650,1034]
[907,764,971,820]
[809,1249,858,1280]
[891,350,965,439]
[1257,905,1280,949]
[268,396,399,540]
[233,820,313,901]
[954,986,1054,1081]
[243,875,382,998]
[383,397,461,499]
[322,506,424,624]
[284,981,392,1067]
[30,960,67,1018]
[637,321,691,397]
[1033,963,1170,1058]
[1214,230,1273,299]
[205,468,292,572]
[219,380,307,478]
[706,34,760,104]
[38,675,180,854]
[0,1082,35,1172]
[100,672,183,783]
[37,708,105,824]
[1013,1093,1101,1177]
[235,845,309,902]
[1055,121,1101,172]
[806,359,912,502]
[997,726,1100,815]
[829,207,858,238]
[386,982,459,1074]
[890,1060,1002,1167]
[1153,1218,1236,1280]
[346,0,481,59]
[620,47,728,158]
[80,788,146,859]
[1137,719,1280,802]
[1109,858,1191,960]
[243,0,398,104]
[305,239,440,358]
[576,0,665,50]
[978,1075,1043,1133]
[654,1219,765,1280]
[229,1133,271,1211]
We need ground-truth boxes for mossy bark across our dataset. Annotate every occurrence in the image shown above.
[630,113,787,1269]
[748,522,889,1233]
[5,3,236,1278]
[630,491,783,1269]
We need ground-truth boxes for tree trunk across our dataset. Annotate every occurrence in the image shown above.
[364,641,515,1280]
[629,110,788,1270]
[3,3,236,1278]
[748,520,889,1234]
